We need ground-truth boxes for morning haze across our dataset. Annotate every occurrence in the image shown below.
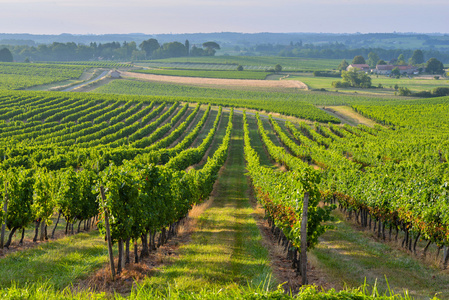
[0,0,447,34]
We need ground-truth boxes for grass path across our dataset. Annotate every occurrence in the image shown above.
[137,112,273,292]
[0,231,108,289]
[310,210,449,300]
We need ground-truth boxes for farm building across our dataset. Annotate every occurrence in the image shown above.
[346,64,370,72]
[373,65,419,75]
[110,70,121,78]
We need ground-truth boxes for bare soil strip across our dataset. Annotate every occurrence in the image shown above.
[120,71,308,89]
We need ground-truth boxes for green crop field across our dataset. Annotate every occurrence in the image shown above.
[136,56,341,71]
[0,58,448,299]
[286,73,449,96]
[0,62,86,90]
[42,61,134,68]
[93,77,407,106]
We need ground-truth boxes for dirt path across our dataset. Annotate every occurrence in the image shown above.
[120,71,308,89]
[63,70,109,91]
[319,106,379,127]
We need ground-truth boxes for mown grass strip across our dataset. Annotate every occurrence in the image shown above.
[311,211,449,299]
[0,231,108,289]
[134,112,272,292]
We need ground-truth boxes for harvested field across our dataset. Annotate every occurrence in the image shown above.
[120,71,308,89]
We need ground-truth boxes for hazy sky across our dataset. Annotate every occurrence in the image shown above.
[0,0,447,34]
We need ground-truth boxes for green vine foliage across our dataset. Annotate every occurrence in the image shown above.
[56,168,81,224]
[98,163,140,243]
[4,168,35,230]
[32,168,57,226]
[76,168,99,222]
[243,112,333,250]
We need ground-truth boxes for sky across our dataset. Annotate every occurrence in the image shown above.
[0,0,447,35]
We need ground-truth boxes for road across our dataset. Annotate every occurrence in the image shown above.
[62,70,109,92]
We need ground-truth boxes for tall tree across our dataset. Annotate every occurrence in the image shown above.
[409,50,424,65]
[426,58,444,74]
[391,67,401,77]
[337,59,349,71]
[0,48,13,62]
[139,39,160,59]
[352,55,366,64]
[202,41,220,50]
[202,41,220,56]
[185,40,190,56]
[341,69,371,88]
[367,52,380,68]
[152,42,187,59]
[397,54,407,65]
[274,64,282,73]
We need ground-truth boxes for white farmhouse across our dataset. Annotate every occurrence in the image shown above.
[110,70,121,78]
[346,64,370,72]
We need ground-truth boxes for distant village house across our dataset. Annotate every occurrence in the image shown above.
[347,64,421,75]
[110,70,121,78]
[373,65,419,75]
[346,64,370,72]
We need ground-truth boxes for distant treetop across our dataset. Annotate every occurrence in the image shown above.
[0,48,13,62]
[352,55,366,64]
[202,41,220,50]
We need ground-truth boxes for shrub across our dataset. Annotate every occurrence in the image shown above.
[432,87,449,97]
[313,71,341,78]
[398,87,412,96]
[413,91,432,98]
[332,81,349,88]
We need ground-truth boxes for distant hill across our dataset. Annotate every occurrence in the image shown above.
[1,32,449,52]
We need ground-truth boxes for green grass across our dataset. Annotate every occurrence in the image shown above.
[287,73,449,96]
[0,281,419,299]
[0,231,108,289]
[371,76,449,92]
[136,56,341,71]
[0,62,86,90]
[135,112,273,292]
[311,210,449,300]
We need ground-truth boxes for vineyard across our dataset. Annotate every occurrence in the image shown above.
[0,62,87,90]
[0,78,448,298]
[136,56,341,71]
[42,61,134,68]
[94,80,340,122]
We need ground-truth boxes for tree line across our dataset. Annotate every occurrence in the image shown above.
[274,43,449,64]
[0,39,220,62]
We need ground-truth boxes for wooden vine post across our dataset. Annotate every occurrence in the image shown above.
[300,192,309,285]
[100,186,115,281]
[0,183,8,249]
